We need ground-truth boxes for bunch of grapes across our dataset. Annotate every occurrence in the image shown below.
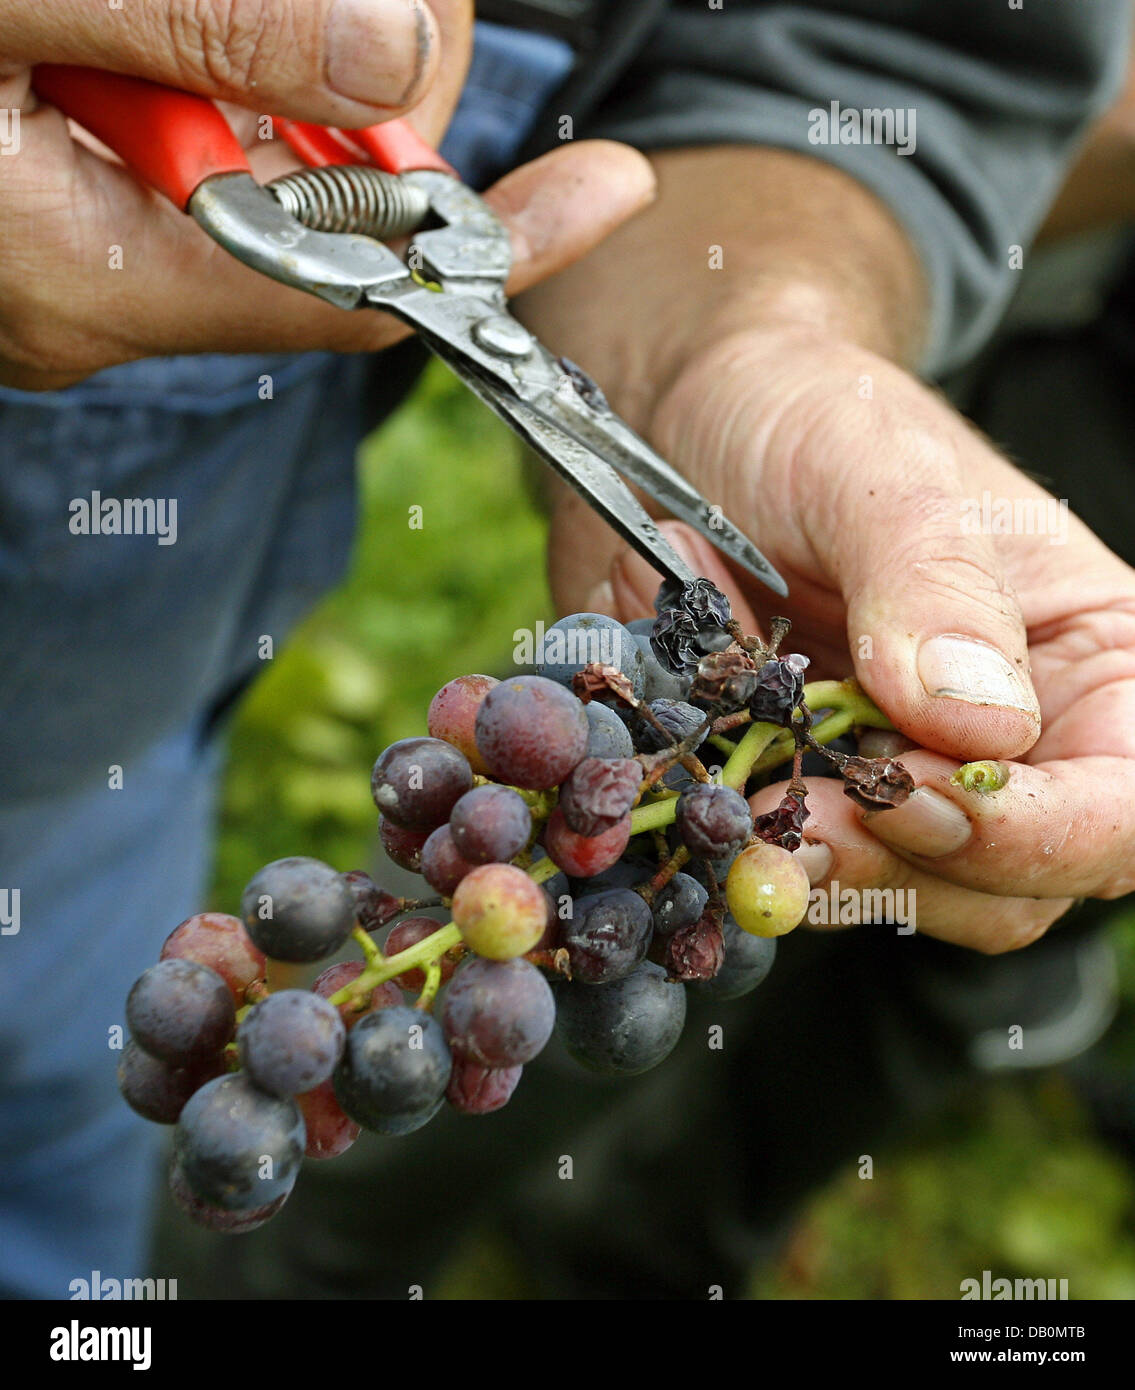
[119,583,916,1233]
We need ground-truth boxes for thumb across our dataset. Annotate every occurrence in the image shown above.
[15,0,438,126]
[841,486,1041,760]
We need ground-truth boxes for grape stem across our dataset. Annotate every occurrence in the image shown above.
[327,922,463,1007]
[327,682,894,1012]
[629,680,895,828]
[352,924,382,968]
[526,857,561,886]
[415,958,442,1011]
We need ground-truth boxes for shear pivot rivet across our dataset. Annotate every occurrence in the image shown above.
[472,315,533,359]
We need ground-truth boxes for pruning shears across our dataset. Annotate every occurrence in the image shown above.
[32,64,787,598]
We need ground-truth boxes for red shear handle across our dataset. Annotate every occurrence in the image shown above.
[33,64,251,210]
[351,120,456,176]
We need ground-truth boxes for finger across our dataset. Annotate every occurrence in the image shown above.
[819,395,1044,760]
[851,746,1135,901]
[401,0,472,146]
[0,130,656,383]
[749,776,1074,953]
[10,0,439,126]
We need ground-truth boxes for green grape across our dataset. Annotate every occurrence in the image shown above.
[725,842,810,938]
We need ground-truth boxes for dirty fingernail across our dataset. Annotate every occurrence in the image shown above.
[863,787,972,858]
[794,841,833,885]
[918,635,1039,718]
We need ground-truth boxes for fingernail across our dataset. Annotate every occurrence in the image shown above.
[863,787,971,858]
[918,635,1039,717]
[857,729,916,760]
[584,580,615,615]
[795,841,833,886]
[327,0,430,107]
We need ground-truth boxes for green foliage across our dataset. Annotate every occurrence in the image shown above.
[749,1072,1135,1300]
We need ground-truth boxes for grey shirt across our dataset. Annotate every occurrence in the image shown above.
[506,0,1132,375]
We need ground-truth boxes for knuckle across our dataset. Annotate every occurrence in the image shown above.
[171,0,305,95]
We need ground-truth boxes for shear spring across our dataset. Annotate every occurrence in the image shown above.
[266,165,430,240]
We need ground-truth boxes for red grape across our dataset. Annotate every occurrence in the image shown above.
[543,806,631,879]
[385,916,458,992]
[428,674,498,775]
[451,863,548,959]
[160,912,265,1005]
[558,757,641,836]
[297,1080,360,1159]
[341,868,402,928]
[473,676,588,789]
[446,1059,523,1115]
[312,961,402,1028]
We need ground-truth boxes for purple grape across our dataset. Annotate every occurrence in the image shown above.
[341,869,402,931]
[534,612,645,698]
[563,888,652,984]
[676,783,753,859]
[636,699,707,751]
[126,959,235,1066]
[556,961,686,1075]
[332,1006,452,1129]
[449,784,532,864]
[174,1074,304,1212]
[117,1041,225,1125]
[420,824,479,896]
[370,737,473,831]
[241,856,355,963]
[651,872,709,936]
[558,757,641,837]
[584,699,635,759]
[650,579,733,674]
[442,957,556,1067]
[473,676,588,790]
[631,632,689,702]
[748,654,809,727]
[379,820,431,873]
[169,1161,290,1233]
[237,990,346,1098]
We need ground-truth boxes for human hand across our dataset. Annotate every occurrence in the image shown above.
[550,323,1135,952]
[0,0,654,388]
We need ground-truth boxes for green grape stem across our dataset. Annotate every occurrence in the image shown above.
[328,921,463,1007]
[415,958,442,1011]
[326,683,892,1010]
[630,680,895,830]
